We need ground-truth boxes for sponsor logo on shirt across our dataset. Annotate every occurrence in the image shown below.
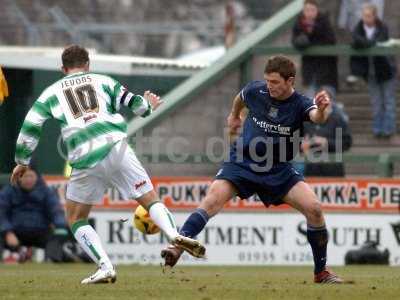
[83,114,97,123]
[135,180,147,189]
[252,116,291,135]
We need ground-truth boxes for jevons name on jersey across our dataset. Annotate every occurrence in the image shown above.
[15,72,151,169]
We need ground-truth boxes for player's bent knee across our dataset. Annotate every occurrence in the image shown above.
[306,201,324,224]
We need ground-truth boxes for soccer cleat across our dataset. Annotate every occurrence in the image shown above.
[161,244,183,267]
[314,269,344,284]
[81,267,117,284]
[171,235,206,258]
[18,246,33,263]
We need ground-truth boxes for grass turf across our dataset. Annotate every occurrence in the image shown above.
[0,264,398,300]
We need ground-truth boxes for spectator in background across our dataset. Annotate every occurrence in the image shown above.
[292,0,338,99]
[338,0,385,32]
[301,91,353,177]
[0,168,68,263]
[350,3,397,138]
[337,0,385,86]
[224,2,236,49]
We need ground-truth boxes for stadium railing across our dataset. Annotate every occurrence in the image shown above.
[121,0,399,177]
[126,0,304,135]
[252,44,400,56]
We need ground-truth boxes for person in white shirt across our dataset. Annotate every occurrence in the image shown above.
[350,4,397,138]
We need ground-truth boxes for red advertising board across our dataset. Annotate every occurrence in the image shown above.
[45,176,400,213]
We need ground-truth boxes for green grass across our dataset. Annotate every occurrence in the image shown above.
[0,264,398,300]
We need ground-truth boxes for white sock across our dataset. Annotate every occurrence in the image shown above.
[71,220,113,270]
[148,202,179,241]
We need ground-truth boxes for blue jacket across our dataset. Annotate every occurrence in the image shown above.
[0,178,67,233]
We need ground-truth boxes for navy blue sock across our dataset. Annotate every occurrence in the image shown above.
[179,208,209,238]
[307,224,328,274]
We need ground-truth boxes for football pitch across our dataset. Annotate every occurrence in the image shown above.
[0,264,398,300]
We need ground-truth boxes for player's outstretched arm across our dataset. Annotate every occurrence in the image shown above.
[15,106,48,166]
[12,98,52,184]
[309,90,330,124]
[116,84,162,117]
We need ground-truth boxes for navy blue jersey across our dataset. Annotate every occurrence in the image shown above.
[230,80,316,171]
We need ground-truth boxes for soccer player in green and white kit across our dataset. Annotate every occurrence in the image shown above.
[11,45,205,284]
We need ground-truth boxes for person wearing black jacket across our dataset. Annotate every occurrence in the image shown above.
[301,99,353,177]
[0,168,68,262]
[350,3,397,138]
[292,0,338,98]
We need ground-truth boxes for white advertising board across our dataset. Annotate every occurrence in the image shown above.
[90,211,400,266]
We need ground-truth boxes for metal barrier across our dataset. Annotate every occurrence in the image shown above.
[127,0,304,136]
[252,44,400,56]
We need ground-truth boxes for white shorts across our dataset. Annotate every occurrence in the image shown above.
[66,140,153,204]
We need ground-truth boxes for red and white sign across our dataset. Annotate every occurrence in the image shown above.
[46,176,400,213]
[90,211,400,266]
[44,176,400,266]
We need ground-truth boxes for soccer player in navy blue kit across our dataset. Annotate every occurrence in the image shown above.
[162,55,343,283]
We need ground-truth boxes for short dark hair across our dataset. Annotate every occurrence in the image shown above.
[264,55,296,80]
[62,45,89,69]
[304,0,319,7]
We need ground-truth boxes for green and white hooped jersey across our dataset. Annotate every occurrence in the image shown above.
[15,72,151,169]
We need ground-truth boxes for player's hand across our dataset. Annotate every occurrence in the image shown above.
[227,113,242,135]
[10,164,28,186]
[144,90,163,111]
[5,231,19,248]
[314,90,330,112]
[312,136,328,147]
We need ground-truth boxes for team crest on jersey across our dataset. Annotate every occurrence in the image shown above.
[268,107,278,119]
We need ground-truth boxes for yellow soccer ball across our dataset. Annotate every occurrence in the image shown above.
[133,205,160,234]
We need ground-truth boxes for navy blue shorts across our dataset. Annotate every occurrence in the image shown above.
[215,161,304,206]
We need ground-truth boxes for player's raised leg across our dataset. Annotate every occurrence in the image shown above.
[181,179,237,237]
[108,140,206,258]
[107,138,206,258]
[283,181,343,284]
[161,179,237,267]
[136,190,205,258]
[66,200,116,284]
